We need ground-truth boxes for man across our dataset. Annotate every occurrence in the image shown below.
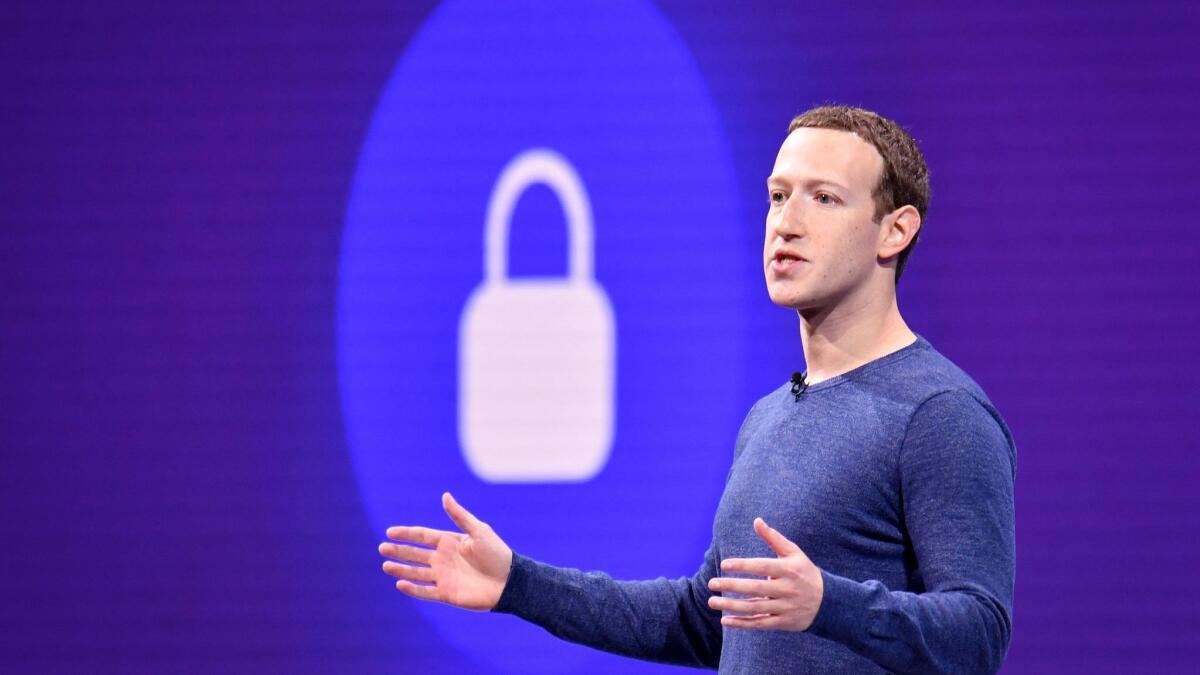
[378,105,1016,674]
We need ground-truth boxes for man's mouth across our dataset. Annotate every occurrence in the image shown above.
[770,250,807,271]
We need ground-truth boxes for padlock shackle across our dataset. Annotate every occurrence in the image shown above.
[485,149,594,284]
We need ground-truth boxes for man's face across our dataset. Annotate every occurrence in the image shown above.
[764,127,889,312]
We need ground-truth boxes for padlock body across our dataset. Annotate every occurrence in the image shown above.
[459,280,615,482]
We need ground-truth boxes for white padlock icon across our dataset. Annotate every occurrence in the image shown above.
[458,149,617,483]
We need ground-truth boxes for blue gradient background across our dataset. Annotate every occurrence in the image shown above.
[3,1,1198,673]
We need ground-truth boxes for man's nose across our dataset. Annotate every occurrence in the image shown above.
[773,198,806,239]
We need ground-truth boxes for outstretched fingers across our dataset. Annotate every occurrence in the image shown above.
[382,560,436,584]
[721,613,780,630]
[395,579,441,602]
[378,542,434,566]
[709,575,774,598]
[386,525,458,548]
[708,593,785,617]
[721,556,784,577]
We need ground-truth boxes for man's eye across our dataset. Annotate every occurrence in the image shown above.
[769,191,785,205]
[815,192,835,205]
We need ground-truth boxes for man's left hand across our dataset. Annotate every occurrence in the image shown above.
[707,517,825,631]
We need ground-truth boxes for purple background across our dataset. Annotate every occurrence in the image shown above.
[3,1,1199,672]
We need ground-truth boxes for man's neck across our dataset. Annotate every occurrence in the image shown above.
[797,286,917,385]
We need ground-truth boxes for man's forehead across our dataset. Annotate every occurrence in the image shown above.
[771,127,883,188]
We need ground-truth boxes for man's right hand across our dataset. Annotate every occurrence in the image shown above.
[378,492,513,611]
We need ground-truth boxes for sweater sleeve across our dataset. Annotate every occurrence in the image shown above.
[491,541,723,669]
[806,389,1017,674]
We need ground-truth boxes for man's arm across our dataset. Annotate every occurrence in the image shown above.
[379,492,724,669]
[805,389,1016,674]
[493,544,723,668]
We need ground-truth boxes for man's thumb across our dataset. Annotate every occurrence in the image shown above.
[754,517,802,557]
[444,492,487,536]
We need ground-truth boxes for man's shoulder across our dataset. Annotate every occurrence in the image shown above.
[916,341,988,393]
[864,335,997,408]
[829,335,1013,449]
[896,339,1016,459]
[737,380,792,428]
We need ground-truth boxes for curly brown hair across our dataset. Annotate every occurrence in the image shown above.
[787,105,930,283]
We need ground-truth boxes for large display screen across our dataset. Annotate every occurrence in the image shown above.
[3,1,1198,672]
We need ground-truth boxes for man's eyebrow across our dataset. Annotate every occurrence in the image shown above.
[766,176,850,191]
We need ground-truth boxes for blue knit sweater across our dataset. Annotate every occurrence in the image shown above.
[494,335,1016,673]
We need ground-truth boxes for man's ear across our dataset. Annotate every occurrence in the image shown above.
[878,205,921,260]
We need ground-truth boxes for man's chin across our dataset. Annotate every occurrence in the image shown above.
[766,291,813,311]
